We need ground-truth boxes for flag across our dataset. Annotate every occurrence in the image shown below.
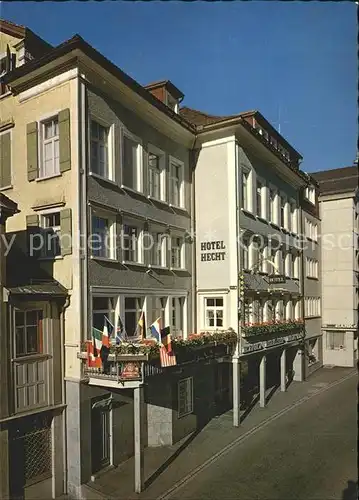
[87,332,102,368]
[159,345,177,367]
[102,316,113,348]
[160,326,173,353]
[150,317,162,343]
[115,315,126,345]
[137,309,145,340]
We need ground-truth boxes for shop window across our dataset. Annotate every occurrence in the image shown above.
[326,331,345,351]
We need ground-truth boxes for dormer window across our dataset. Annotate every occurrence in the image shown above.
[305,186,316,204]
[166,92,178,113]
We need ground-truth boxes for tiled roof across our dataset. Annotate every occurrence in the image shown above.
[312,166,358,195]
[179,106,244,127]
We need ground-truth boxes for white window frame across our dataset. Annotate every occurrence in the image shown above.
[149,229,167,268]
[121,129,143,192]
[90,118,114,181]
[91,296,116,340]
[39,114,60,179]
[305,186,316,204]
[169,156,185,208]
[40,209,61,259]
[122,219,143,264]
[289,199,298,234]
[269,186,278,224]
[170,234,184,270]
[147,144,166,201]
[204,296,225,329]
[124,296,144,337]
[326,331,346,351]
[279,193,286,229]
[171,296,185,338]
[178,377,193,418]
[91,209,116,260]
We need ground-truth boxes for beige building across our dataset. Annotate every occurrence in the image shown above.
[312,165,358,367]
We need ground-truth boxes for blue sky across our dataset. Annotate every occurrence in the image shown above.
[1,1,357,172]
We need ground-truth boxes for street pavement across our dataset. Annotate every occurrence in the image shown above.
[86,367,357,500]
[165,371,358,500]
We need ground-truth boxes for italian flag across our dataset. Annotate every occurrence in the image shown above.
[87,328,103,368]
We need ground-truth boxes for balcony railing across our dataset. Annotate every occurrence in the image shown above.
[242,320,305,338]
[78,330,237,386]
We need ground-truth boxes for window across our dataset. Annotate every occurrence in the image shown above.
[123,224,140,263]
[15,310,43,357]
[123,133,141,191]
[306,257,319,278]
[269,189,276,223]
[275,300,284,321]
[125,297,144,337]
[169,158,184,207]
[91,215,113,259]
[251,240,260,270]
[171,297,184,338]
[241,238,249,270]
[286,300,293,320]
[92,297,115,338]
[151,232,166,267]
[285,252,292,277]
[251,300,260,323]
[265,300,274,322]
[178,378,193,417]
[205,297,224,328]
[326,331,345,350]
[305,297,320,317]
[41,212,61,258]
[308,338,319,365]
[40,117,59,178]
[280,197,285,227]
[259,245,265,272]
[305,218,318,242]
[289,252,295,277]
[293,254,299,279]
[166,93,178,113]
[256,181,262,217]
[171,236,183,269]
[305,186,316,204]
[90,121,110,179]
[241,170,249,210]
[148,152,162,199]
[151,297,166,327]
[290,202,297,233]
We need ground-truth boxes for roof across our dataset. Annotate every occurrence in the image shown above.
[312,166,358,195]
[0,192,18,213]
[0,18,53,53]
[144,79,184,100]
[9,282,68,297]
[180,106,241,127]
[4,33,195,134]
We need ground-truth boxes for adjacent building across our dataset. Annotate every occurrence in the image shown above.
[312,165,359,367]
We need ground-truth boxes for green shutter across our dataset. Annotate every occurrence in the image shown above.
[27,122,38,182]
[0,132,12,188]
[26,214,40,258]
[59,109,71,173]
[60,208,72,256]
[26,214,39,227]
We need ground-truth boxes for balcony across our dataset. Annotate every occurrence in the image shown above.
[78,330,237,388]
[242,319,305,339]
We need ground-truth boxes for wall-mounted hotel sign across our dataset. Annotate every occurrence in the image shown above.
[241,331,304,354]
[200,240,226,262]
[267,275,286,284]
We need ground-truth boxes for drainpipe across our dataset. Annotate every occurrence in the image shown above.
[190,140,197,334]
[60,295,70,495]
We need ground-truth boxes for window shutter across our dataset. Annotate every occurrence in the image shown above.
[60,208,72,256]
[0,132,11,188]
[59,108,71,173]
[27,122,38,182]
[26,214,40,258]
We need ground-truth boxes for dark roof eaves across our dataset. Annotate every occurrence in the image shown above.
[5,35,196,134]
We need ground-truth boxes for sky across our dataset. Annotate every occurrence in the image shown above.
[1,1,357,173]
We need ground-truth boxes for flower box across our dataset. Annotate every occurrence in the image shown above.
[242,320,304,338]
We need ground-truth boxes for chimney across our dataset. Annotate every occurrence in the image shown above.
[144,80,184,114]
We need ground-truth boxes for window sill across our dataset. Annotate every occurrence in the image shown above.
[241,208,255,218]
[170,266,187,272]
[121,184,146,199]
[269,222,281,230]
[91,255,117,263]
[306,237,318,244]
[281,227,290,234]
[148,264,168,271]
[12,353,51,363]
[306,276,319,281]
[304,315,321,320]
[36,173,62,183]
[169,203,188,214]
[0,91,11,100]
[122,260,146,268]
[256,216,269,225]
[0,185,13,192]
[177,411,194,420]
[38,256,64,261]
[147,195,169,207]
[89,172,117,186]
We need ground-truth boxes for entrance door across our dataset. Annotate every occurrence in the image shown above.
[91,406,111,474]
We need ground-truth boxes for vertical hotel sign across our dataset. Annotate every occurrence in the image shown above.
[200,240,226,262]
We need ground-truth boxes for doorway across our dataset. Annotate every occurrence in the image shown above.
[91,399,111,474]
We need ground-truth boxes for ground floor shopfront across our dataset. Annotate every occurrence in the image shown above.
[322,327,358,367]
[66,352,232,498]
